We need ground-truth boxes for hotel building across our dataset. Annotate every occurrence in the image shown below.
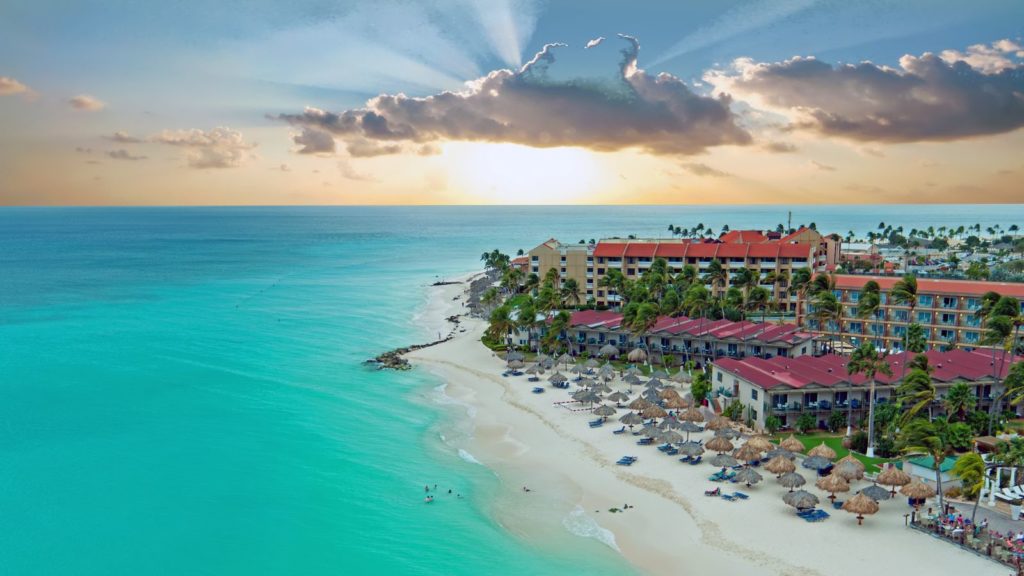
[712,349,1018,430]
[802,275,1024,352]
[528,228,840,311]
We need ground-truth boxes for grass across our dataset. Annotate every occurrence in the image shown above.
[771,432,894,474]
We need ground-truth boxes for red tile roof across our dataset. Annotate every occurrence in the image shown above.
[715,349,1018,391]
[568,311,815,345]
[593,242,626,258]
[624,243,658,257]
[720,230,769,244]
[778,244,813,258]
[832,274,1024,298]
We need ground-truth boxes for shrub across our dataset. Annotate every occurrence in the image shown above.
[945,485,963,499]
[827,410,848,433]
[723,399,744,421]
[945,422,975,452]
[849,430,868,454]
[764,415,782,435]
[796,412,816,434]
[874,435,898,458]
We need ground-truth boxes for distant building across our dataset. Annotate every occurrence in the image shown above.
[712,349,1019,430]
[801,274,1024,352]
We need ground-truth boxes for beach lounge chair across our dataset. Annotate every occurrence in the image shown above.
[704,487,721,497]
[637,437,654,446]
[589,418,603,428]
[657,443,672,452]
[721,493,736,501]
[528,376,540,382]
[531,387,544,394]
[679,455,692,463]
[612,426,626,435]
[616,456,637,466]
[832,500,844,509]
[689,456,702,465]
[733,492,749,500]
[665,447,678,456]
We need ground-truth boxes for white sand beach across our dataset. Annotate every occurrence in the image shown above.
[409,276,1006,576]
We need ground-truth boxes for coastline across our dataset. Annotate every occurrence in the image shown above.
[406,275,1005,576]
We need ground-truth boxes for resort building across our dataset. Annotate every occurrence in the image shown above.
[801,274,1024,352]
[527,310,819,367]
[711,349,1019,431]
[528,228,841,311]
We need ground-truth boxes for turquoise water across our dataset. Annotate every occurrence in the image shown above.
[2,205,1022,575]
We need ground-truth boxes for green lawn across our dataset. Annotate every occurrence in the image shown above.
[771,433,893,474]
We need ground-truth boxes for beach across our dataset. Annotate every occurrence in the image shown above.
[409,274,1007,576]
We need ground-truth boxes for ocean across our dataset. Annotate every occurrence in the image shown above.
[1,205,1022,575]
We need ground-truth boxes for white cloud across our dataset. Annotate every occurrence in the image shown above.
[150,127,256,169]
[68,94,106,111]
[0,76,30,96]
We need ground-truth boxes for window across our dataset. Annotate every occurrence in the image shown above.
[850,292,860,302]
[963,331,980,343]
[848,322,863,333]
[966,298,980,310]
[751,389,759,400]
[917,311,932,323]
[597,268,605,274]
[942,297,957,309]
[626,268,636,275]
[918,295,934,307]
[717,372,723,382]
[893,310,909,322]
[531,256,539,262]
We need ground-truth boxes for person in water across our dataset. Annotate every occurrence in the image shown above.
[424,485,430,492]
[425,496,434,503]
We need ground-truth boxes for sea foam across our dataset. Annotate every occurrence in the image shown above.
[561,505,621,552]
[458,448,483,465]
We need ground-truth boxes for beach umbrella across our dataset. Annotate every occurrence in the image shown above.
[671,371,691,383]
[746,435,774,452]
[572,390,600,404]
[860,485,891,502]
[607,391,630,403]
[714,428,741,440]
[833,455,866,482]
[651,369,669,379]
[525,364,541,375]
[780,435,805,453]
[646,377,664,389]
[706,416,733,431]
[709,453,739,468]
[735,467,763,487]
[540,358,555,370]
[593,404,618,417]
[619,412,644,426]
[548,372,568,385]
[507,359,525,369]
[584,358,600,369]
[735,444,762,463]
[535,353,550,363]
[642,405,668,419]
[628,398,653,411]
[658,417,682,431]
[842,493,880,525]
[764,448,795,460]
[664,396,689,410]
[599,344,619,358]
[706,436,734,453]
[641,389,661,403]
[765,455,797,475]
[577,376,595,387]
[783,489,819,510]
[506,351,525,362]
[877,464,912,495]
[570,365,586,375]
[624,366,642,376]
[815,472,851,502]
[599,364,615,376]
[801,455,833,472]
[628,348,648,363]
[679,421,703,434]
[778,472,807,491]
[624,374,642,386]
[679,407,704,423]
[807,442,837,460]
[556,353,572,366]
[900,479,935,503]
[640,423,661,437]
[658,430,684,444]
[678,441,705,458]
[593,383,613,394]
[657,387,679,400]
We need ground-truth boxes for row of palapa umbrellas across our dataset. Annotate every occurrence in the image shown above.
[508,352,934,525]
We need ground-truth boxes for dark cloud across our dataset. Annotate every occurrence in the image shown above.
[762,141,797,153]
[346,139,402,157]
[292,127,336,155]
[107,149,147,161]
[275,35,750,156]
[707,43,1024,142]
[681,162,732,178]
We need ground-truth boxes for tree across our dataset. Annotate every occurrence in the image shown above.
[966,261,990,280]
[765,414,782,434]
[985,296,1023,433]
[690,371,712,405]
[542,310,571,353]
[905,323,927,353]
[897,419,952,512]
[480,287,500,312]
[703,259,727,296]
[560,278,582,308]
[630,302,660,365]
[811,291,843,350]
[944,382,976,421]
[951,452,987,524]
[723,398,744,421]
[891,274,919,359]
[897,366,936,422]
[847,342,893,457]
[827,410,848,433]
[487,305,516,347]
[516,299,539,352]
[1002,361,1024,409]
[796,412,816,433]
[791,268,813,321]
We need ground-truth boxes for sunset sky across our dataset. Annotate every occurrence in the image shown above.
[2,0,1023,205]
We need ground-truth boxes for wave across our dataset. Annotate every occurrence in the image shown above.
[431,382,476,419]
[458,448,483,466]
[561,506,621,553]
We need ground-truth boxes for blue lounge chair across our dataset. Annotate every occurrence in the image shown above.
[612,426,626,435]
[721,493,737,501]
[733,492,749,500]
[637,437,653,446]
[616,456,637,466]
[689,456,702,465]
[832,500,843,509]
[679,455,692,463]
[665,447,678,456]
[589,418,603,428]
[531,387,544,394]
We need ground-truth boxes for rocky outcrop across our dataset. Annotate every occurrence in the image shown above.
[366,314,461,370]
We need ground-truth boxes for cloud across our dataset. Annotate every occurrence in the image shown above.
[275,36,750,156]
[150,127,256,169]
[681,162,732,178]
[706,41,1024,143]
[68,94,106,111]
[279,163,291,172]
[292,127,336,155]
[762,141,797,153]
[107,149,147,161]
[585,36,606,49]
[337,158,376,181]
[810,160,836,171]
[75,147,93,154]
[417,144,441,156]
[940,39,1022,74]
[346,139,402,157]
[0,76,30,96]
[108,131,142,143]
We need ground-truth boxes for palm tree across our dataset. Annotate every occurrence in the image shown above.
[516,299,539,353]
[898,419,953,511]
[703,259,726,298]
[951,452,987,524]
[733,267,758,301]
[811,291,843,352]
[480,287,500,313]
[944,382,976,422]
[847,342,893,457]
[598,269,628,308]
[897,365,936,422]
[630,302,660,366]
[560,278,581,308]
[542,310,571,353]
[791,268,813,323]
[487,305,516,348]
[985,296,1023,433]
[891,274,919,359]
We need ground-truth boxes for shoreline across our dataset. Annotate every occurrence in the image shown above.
[407,275,1004,576]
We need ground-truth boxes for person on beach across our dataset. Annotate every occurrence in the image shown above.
[522,486,531,492]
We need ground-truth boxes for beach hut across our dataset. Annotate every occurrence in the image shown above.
[815,472,851,502]
[808,442,837,460]
[778,472,807,491]
[780,435,805,453]
[783,489,819,510]
[842,493,880,525]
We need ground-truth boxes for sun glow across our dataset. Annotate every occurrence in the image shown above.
[445,142,604,203]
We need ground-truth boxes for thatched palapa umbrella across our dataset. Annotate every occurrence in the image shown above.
[592,383,613,394]
[801,455,833,472]
[658,430,683,444]
[664,396,688,410]
[780,435,805,453]
[573,390,601,405]
[714,428,741,440]
[642,405,668,419]
[506,351,525,362]
[764,448,795,460]
[607,391,630,403]
[651,369,670,379]
[842,493,880,525]
[593,404,618,417]
[783,489,819,510]
[778,471,807,491]
[706,436,734,453]
[679,441,705,458]
[815,472,850,502]
[734,444,762,463]
[624,374,642,386]
[556,353,572,367]
[539,358,555,370]
[641,389,661,403]
[619,412,644,426]
[734,467,763,487]
[765,455,796,475]
[709,453,739,468]
[706,416,733,431]
[570,365,586,375]
[679,421,703,441]
[584,358,600,369]
[900,479,935,505]
[658,387,679,400]
[525,364,541,375]
[746,435,774,452]
[807,442,837,460]
[640,423,661,438]
[628,348,648,363]
[507,359,525,369]
[877,464,912,496]
[646,377,664,389]
[599,344,619,358]
[860,485,891,501]
[658,417,681,431]
[679,407,704,423]
[833,454,865,482]
[628,398,653,411]
[548,372,567,385]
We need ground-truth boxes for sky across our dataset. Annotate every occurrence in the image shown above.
[1,0,1023,206]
